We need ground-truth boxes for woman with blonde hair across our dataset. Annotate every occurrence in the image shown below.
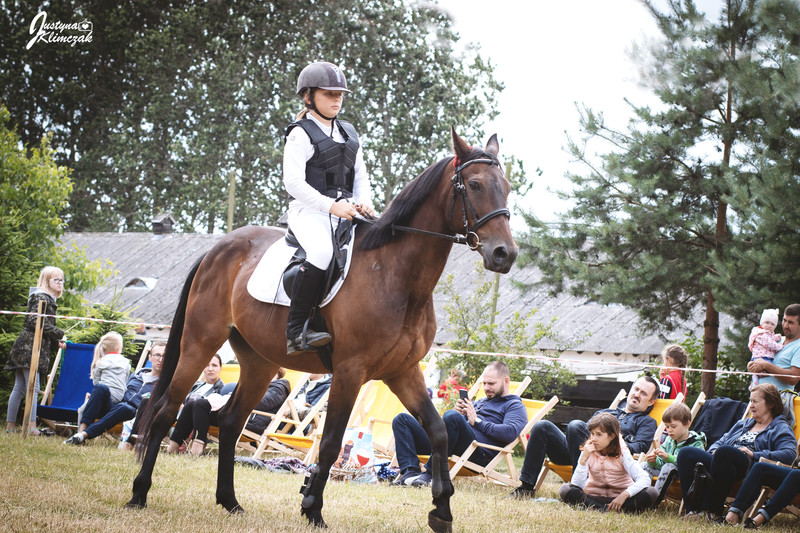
[5,266,67,434]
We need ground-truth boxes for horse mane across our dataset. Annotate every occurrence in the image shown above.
[359,148,498,250]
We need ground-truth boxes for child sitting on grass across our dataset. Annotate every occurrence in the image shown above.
[658,344,687,399]
[559,412,657,513]
[645,401,706,506]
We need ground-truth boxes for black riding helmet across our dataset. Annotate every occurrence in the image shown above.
[297,61,350,120]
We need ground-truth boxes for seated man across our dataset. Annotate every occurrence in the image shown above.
[391,361,527,487]
[63,342,165,445]
[509,375,659,499]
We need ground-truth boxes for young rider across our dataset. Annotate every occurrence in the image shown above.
[283,61,374,355]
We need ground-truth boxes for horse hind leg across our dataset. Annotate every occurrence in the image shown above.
[215,331,279,514]
[127,399,182,509]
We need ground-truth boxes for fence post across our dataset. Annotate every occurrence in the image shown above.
[21,299,45,438]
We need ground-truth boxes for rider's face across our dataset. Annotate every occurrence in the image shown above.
[308,90,343,119]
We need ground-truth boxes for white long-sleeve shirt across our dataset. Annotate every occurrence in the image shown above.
[283,114,372,214]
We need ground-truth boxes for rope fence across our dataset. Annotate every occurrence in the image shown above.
[1,309,785,380]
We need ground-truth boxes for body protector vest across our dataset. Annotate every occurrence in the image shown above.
[286,119,360,199]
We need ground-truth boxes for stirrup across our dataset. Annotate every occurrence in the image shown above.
[287,331,331,355]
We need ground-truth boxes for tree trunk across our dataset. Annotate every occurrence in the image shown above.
[702,289,720,398]
[702,28,736,397]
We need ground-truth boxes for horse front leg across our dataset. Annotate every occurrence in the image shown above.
[418,399,454,533]
[386,375,454,533]
[300,379,362,528]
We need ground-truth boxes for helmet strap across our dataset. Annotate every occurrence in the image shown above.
[305,88,338,122]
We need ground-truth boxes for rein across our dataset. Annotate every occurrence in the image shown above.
[390,157,510,250]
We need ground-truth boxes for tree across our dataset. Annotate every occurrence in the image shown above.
[0,102,112,412]
[2,1,503,233]
[516,0,800,397]
[435,264,575,402]
[712,0,800,335]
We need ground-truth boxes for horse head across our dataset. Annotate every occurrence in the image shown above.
[449,127,518,273]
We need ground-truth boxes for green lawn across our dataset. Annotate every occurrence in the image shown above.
[1,433,797,532]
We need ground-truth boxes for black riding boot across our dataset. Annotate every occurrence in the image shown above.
[286,262,332,355]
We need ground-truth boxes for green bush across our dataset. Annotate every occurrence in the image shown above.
[434,264,576,400]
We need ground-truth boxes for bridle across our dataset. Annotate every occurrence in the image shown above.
[390,156,511,250]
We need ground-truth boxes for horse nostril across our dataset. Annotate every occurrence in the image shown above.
[493,246,508,264]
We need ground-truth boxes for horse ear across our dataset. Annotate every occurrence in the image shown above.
[485,134,499,156]
[451,126,471,162]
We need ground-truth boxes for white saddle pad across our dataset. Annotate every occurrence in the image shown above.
[246,226,356,307]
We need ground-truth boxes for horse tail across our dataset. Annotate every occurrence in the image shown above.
[136,253,206,461]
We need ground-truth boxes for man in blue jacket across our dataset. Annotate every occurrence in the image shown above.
[510,375,660,499]
[391,361,528,487]
[64,342,165,445]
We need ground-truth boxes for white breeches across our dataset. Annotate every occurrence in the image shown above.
[287,206,341,269]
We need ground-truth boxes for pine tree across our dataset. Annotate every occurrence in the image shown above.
[516,0,800,396]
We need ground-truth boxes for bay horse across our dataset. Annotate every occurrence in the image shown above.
[128,127,517,532]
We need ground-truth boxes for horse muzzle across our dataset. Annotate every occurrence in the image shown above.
[480,240,518,274]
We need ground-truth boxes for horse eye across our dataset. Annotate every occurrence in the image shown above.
[468,181,480,191]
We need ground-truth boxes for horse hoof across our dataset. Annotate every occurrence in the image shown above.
[227,504,246,515]
[428,511,452,533]
[301,507,328,528]
[124,499,146,510]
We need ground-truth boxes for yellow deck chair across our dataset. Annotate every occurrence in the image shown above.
[448,395,559,486]
[218,364,241,386]
[534,388,627,492]
[251,389,331,464]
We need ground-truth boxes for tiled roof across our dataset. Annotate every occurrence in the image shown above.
[434,245,732,356]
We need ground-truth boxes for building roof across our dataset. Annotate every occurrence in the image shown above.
[63,232,726,360]
[64,232,220,333]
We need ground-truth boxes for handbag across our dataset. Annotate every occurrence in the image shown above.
[684,461,711,510]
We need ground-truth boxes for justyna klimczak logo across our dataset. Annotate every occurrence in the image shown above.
[26,11,93,50]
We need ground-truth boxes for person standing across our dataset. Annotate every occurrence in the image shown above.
[5,266,66,435]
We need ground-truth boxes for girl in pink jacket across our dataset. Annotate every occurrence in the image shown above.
[559,413,657,513]
[749,308,783,390]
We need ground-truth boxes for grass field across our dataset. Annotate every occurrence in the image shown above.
[1,433,797,532]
